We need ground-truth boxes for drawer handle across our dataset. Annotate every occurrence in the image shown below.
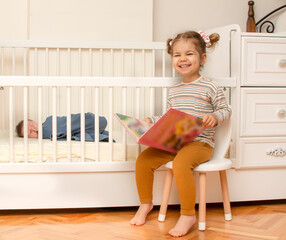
[279,59,286,67]
[266,146,286,157]
[277,109,286,116]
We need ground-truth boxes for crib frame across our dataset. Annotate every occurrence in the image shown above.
[0,35,238,210]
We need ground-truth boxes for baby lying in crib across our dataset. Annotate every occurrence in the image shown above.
[15,112,109,142]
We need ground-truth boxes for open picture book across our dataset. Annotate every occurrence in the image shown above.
[115,108,205,153]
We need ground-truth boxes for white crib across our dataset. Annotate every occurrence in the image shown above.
[0,39,179,209]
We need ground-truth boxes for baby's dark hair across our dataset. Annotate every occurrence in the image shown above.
[16,120,24,137]
[166,31,220,57]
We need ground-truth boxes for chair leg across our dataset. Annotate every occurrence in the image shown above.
[158,169,173,222]
[198,172,206,231]
[219,170,232,221]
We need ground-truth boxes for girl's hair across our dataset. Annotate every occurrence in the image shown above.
[166,31,220,57]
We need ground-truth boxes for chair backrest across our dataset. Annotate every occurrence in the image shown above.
[211,118,232,159]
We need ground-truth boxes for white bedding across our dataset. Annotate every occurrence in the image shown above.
[0,131,140,163]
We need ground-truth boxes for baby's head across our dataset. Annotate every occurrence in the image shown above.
[167,31,220,58]
[16,120,39,138]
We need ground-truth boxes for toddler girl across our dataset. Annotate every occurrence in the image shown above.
[130,30,231,237]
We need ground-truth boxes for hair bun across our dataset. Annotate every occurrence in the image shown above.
[208,33,220,48]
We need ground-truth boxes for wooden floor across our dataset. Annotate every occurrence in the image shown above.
[0,200,285,240]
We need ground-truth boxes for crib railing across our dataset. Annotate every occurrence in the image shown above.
[0,40,175,132]
[0,40,236,168]
[0,76,178,164]
[0,75,236,166]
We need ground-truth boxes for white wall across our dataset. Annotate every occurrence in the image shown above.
[0,0,28,40]
[0,0,284,42]
[0,0,153,41]
[153,0,285,41]
[29,0,153,41]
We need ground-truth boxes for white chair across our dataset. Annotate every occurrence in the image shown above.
[158,119,232,231]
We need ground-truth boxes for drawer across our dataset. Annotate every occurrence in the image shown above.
[241,37,286,86]
[239,138,286,168]
[241,88,286,137]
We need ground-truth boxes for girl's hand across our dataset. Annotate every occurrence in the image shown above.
[203,113,218,128]
[143,118,152,126]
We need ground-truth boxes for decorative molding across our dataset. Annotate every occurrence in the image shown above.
[266,146,286,157]
[256,4,286,33]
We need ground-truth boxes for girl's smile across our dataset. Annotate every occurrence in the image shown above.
[172,39,206,83]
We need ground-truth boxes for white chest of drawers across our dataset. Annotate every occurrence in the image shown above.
[237,33,286,169]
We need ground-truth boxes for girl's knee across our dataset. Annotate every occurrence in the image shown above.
[136,152,148,169]
[135,149,154,170]
[172,160,193,176]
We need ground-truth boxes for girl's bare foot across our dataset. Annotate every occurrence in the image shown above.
[168,214,196,237]
[130,203,153,226]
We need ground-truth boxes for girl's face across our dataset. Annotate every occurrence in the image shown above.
[172,39,206,83]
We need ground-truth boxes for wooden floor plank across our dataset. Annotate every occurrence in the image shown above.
[0,201,285,240]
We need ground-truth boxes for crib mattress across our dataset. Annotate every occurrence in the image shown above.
[0,131,141,163]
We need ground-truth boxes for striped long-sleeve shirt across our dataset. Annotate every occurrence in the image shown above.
[150,76,232,147]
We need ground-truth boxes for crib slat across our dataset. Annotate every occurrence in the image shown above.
[149,88,155,116]
[57,48,60,75]
[38,86,43,162]
[12,48,16,128]
[78,48,82,114]
[9,87,14,162]
[150,50,155,116]
[23,48,27,76]
[23,86,28,163]
[121,48,127,161]
[142,49,145,76]
[109,87,113,162]
[131,49,134,78]
[52,87,57,162]
[45,48,49,75]
[94,87,99,162]
[78,48,82,76]
[34,48,38,75]
[56,48,60,113]
[67,86,71,162]
[162,88,168,113]
[81,87,85,162]
[110,49,114,76]
[109,48,114,162]
[141,49,145,116]
[152,49,155,77]
[1,86,4,129]
[67,48,72,162]
[99,48,103,75]
[1,48,4,129]
[136,86,141,157]
[172,67,176,77]
[122,86,127,161]
[162,50,166,78]
[1,47,4,75]
[12,48,15,75]
[89,48,92,76]
[45,48,50,118]
[67,48,71,75]
[162,50,168,113]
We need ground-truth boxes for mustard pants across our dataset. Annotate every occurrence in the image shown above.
[135,141,213,215]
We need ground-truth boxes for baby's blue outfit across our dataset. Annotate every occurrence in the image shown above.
[42,112,109,142]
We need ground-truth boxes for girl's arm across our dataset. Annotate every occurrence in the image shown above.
[211,87,232,126]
